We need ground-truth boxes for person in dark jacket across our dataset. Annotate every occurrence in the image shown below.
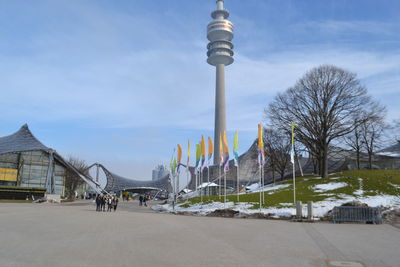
[95,195,101,211]
[112,196,118,211]
[139,195,143,206]
[143,195,147,207]
[101,195,106,212]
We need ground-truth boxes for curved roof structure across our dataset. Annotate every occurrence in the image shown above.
[0,124,104,194]
[100,164,172,193]
[0,124,49,155]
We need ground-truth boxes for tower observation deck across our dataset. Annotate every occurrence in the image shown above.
[207,0,234,164]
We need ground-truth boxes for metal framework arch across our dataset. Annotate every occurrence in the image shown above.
[86,163,172,193]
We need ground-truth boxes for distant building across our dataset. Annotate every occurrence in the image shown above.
[152,165,169,181]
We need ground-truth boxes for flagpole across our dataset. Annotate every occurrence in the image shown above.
[259,166,262,211]
[177,171,180,198]
[218,166,221,200]
[236,164,239,202]
[200,169,203,203]
[291,122,296,205]
[293,158,296,205]
[186,167,189,190]
[195,170,198,197]
[172,173,176,212]
[207,166,210,197]
[224,171,226,208]
[262,165,265,205]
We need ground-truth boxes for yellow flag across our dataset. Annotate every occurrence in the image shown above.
[196,143,201,167]
[223,131,229,154]
[233,131,238,151]
[201,136,206,157]
[187,140,190,158]
[208,137,213,156]
[177,144,182,164]
[258,124,264,149]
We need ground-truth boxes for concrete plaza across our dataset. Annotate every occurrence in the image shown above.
[0,201,399,267]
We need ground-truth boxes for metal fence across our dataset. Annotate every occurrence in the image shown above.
[332,206,382,224]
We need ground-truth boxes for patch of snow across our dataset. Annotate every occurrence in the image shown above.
[181,188,192,194]
[251,184,290,193]
[245,183,260,191]
[277,203,293,207]
[312,182,347,192]
[389,183,400,190]
[354,178,364,196]
[354,190,364,196]
[197,182,219,189]
[153,194,400,218]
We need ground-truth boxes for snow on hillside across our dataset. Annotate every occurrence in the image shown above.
[153,194,400,218]
[246,183,290,193]
[312,182,347,192]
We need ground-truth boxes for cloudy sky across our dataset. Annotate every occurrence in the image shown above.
[1,0,399,180]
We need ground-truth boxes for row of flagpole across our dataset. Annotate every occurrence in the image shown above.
[169,130,240,206]
[169,122,297,210]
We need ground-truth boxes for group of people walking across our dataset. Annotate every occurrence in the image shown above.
[95,194,119,212]
[138,195,148,206]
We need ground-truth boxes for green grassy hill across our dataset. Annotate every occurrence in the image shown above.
[182,170,400,210]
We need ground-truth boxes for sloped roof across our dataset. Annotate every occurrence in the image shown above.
[0,124,49,155]
[378,142,400,157]
[100,164,172,192]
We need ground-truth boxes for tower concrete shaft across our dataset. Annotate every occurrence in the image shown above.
[214,64,226,164]
[207,0,234,164]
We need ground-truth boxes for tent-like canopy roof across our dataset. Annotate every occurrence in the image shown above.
[0,124,49,155]
[0,124,103,194]
[100,164,172,193]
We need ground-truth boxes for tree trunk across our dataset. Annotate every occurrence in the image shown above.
[356,149,360,170]
[368,152,372,169]
[320,144,329,178]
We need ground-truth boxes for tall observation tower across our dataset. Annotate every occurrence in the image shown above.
[207,0,234,164]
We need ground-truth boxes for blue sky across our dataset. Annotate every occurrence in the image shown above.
[1,0,399,180]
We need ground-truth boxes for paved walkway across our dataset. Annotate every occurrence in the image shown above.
[0,201,399,267]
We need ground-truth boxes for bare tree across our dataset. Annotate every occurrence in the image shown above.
[264,129,291,182]
[265,65,371,177]
[64,156,88,199]
[360,103,387,169]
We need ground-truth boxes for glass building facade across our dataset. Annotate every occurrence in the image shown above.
[0,125,70,196]
[0,151,66,195]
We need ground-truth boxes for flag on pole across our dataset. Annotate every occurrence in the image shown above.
[222,131,230,172]
[177,144,182,173]
[208,137,213,167]
[195,143,201,170]
[257,124,265,166]
[219,133,224,166]
[290,122,295,164]
[186,140,190,172]
[171,157,177,175]
[201,136,206,170]
[233,131,239,167]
